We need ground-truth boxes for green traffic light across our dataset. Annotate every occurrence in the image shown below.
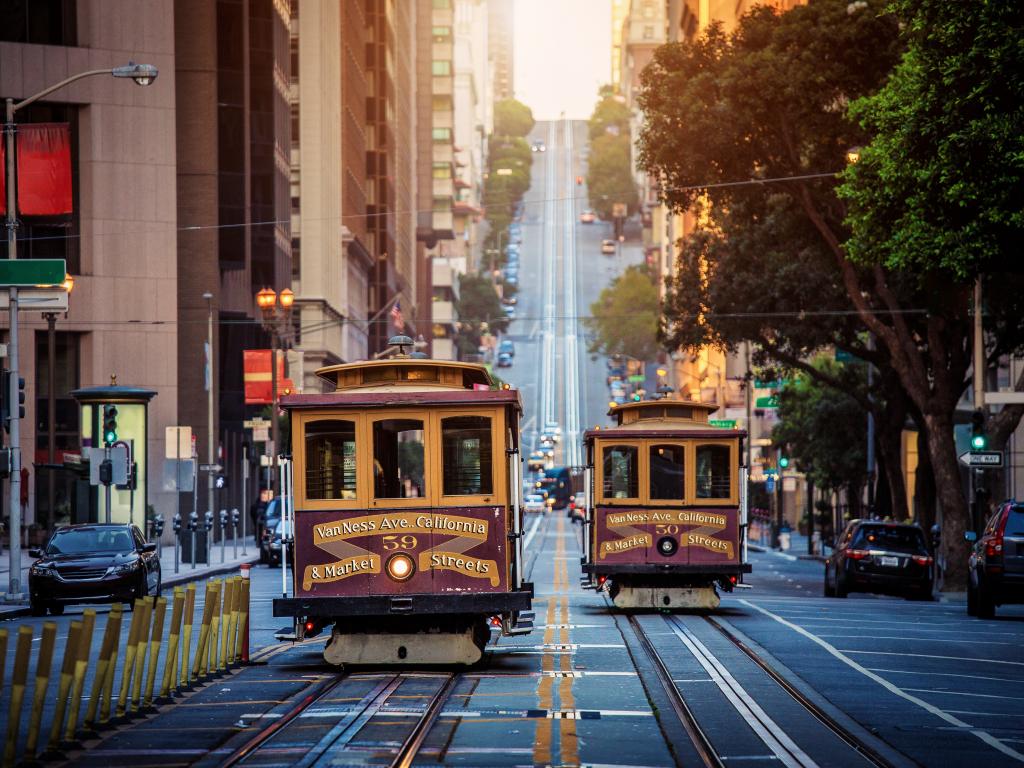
[779,456,790,469]
[105,429,117,444]
[971,434,987,451]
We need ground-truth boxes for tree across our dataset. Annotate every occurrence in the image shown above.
[587,133,638,219]
[455,273,508,356]
[636,0,1024,587]
[773,357,868,515]
[493,99,535,137]
[589,93,630,140]
[585,265,660,361]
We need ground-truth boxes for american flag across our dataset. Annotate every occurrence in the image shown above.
[390,300,405,332]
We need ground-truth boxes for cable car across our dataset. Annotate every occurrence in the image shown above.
[580,396,750,609]
[273,337,533,665]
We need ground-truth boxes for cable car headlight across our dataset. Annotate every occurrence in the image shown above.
[657,536,679,557]
[385,553,416,582]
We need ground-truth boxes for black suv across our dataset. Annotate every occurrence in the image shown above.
[824,520,933,600]
[966,501,1024,618]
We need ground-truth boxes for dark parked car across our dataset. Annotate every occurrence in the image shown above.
[28,524,161,615]
[967,501,1024,618]
[496,351,513,368]
[257,498,282,561]
[260,518,294,568]
[824,520,933,600]
[499,339,515,357]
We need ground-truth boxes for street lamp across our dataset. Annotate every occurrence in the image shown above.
[4,62,158,601]
[41,274,75,531]
[255,288,294,495]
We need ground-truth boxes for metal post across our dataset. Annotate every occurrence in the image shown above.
[45,312,57,533]
[191,457,198,563]
[104,445,112,524]
[241,446,248,555]
[974,276,984,410]
[279,460,288,599]
[5,97,24,599]
[204,292,215,546]
[220,510,226,563]
[270,329,279,496]
[744,342,753,519]
[866,335,876,515]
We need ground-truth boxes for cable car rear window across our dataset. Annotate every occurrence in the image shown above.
[305,420,357,500]
[603,445,638,499]
[696,444,730,498]
[649,444,684,500]
[373,419,426,498]
[441,416,493,495]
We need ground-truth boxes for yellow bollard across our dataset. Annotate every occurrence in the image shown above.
[161,587,184,700]
[130,597,154,712]
[98,606,125,727]
[3,626,33,767]
[180,584,196,688]
[0,627,8,691]
[115,600,144,719]
[46,621,82,753]
[24,622,57,758]
[207,580,222,677]
[63,609,97,744]
[236,576,251,663]
[219,578,233,671]
[214,579,227,672]
[225,577,239,666]
[143,596,168,708]
[192,581,215,681]
[83,606,122,733]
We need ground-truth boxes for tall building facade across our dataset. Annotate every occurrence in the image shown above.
[487,0,514,101]
[1,0,179,538]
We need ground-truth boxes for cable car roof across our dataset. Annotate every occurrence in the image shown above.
[314,357,496,392]
[584,398,745,439]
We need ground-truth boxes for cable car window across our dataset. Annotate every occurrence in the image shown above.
[373,419,426,498]
[305,420,357,500]
[602,445,638,499]
[649,444,684,500]
[441,416,493,495]
[696,444,731,498]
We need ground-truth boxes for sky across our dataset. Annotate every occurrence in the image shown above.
[513,0,612,120]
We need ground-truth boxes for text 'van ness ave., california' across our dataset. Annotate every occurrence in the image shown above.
[313,513,489,543]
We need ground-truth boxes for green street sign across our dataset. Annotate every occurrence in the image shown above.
[627,374,645,383]
[754,378,782,388]
[0,259,66,286]
[755,395,779,408]
[709,419,737,429]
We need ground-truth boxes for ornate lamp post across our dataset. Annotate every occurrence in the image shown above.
[255,287,294,495]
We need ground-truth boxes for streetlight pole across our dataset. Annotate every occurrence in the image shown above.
[256,288,293,498]
[203,292,215,548]
[3,63,157,600]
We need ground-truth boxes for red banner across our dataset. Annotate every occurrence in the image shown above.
[244,349,293,404]
[15,123,72,216]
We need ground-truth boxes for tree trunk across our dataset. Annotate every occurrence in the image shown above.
[875,457,892,518]
[915,427,936,533]
[923,413,971,590]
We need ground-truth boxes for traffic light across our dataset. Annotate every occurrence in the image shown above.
[779,456,790,469]
[14,374,25,420]
[0,369,25,433]
[103,404,119,445]
[970,408,987,451]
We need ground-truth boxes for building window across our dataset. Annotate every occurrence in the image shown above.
[432,162,451,179]
[432,25,451,42]
[432,0,451,8]
[431,127,451,143]
[0,0,77,45]
[291,236,300,281]
[0,102,80,272]
[643,25,654,39]
[432,95,453,112]
[432,195,451,212]
[431,60,451,76]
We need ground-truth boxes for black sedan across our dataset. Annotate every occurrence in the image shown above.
[967,501,1024,618]
[824,520,933,600]
[28,524,162,615]
[260,518,294,567]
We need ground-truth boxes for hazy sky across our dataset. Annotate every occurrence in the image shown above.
[513,0,612,120]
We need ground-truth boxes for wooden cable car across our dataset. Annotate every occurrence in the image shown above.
[273,337,534,665]
[580,396,751,610]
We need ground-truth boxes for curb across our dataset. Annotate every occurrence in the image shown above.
[797,554,828,562]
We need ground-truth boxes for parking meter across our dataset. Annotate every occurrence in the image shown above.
[204,510,214,532]
[219,509,228,529]
[188,511,199,569]
[218,509,229,563]
[172,513,182,573]
[153,515,165,538]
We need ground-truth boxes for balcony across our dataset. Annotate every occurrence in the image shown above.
[432,299,456,325]
[432,259,456,289]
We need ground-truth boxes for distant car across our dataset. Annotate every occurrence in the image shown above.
[544,421,561,436]
[260,518,294,568]
[527,451,546,472]
[29,524,162,616]
[499,339,515,357]
[824,520,933,600]
[612,393,626,405]
[531,141,546,153]
[568,492,586,523]
[505,275,519,288]
[506,243,520,254]
[580,210,596,224]
[503,305,516,319]
[496,352,513,368]
[523,494,547,514]
[967,501,1024,618]
[501,295,518,306]
[601,239,616,254]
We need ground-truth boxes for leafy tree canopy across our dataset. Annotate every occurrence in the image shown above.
[587,133,638,219]
[493,99,535,137]
[585,265,660,361]
[839,0,1024,277]
[588,94,630,140]
[456,272,509,342]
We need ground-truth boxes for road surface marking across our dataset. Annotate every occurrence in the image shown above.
[741,599,1024,763]
[837,649,1024,667]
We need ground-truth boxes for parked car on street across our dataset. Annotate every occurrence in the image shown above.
[527,450,546,472]
[260,518,294,568]
[258,498,282,562]
[967,501,1024,618]
[501,295,518,306]
[531,140,546,152]
[601,239,616,254]
[496,351,513,368]
[29,524,161,615]
[579,210,596,224]
[503,305,516,319]
[499,339,515,357]
[524,494,547,514]
[568,492,586,523]
[824,520,933,600]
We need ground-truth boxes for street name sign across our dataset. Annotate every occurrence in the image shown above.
[0,289,69,311]
[199,463,223,472]
[958,451,1003,468]
[0,259,66,286]
[709,419,738,429]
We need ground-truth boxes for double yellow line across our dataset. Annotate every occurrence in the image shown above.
[533,515,579,766]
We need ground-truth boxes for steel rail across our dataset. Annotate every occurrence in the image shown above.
[220,672,348,767]
[704,616,893,768]
[390,672,459,768]
[627,615,725,768]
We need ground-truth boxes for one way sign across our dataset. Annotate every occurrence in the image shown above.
[958,451,1003,468]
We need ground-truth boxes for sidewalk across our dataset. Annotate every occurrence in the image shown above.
[0,538,260,619]
[748,530,832,562]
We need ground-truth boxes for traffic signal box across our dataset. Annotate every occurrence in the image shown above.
[970,408,987,452]
[103,404,119,445]
[0,369,26,433]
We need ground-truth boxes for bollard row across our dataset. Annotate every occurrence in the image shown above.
[1,571,252,767]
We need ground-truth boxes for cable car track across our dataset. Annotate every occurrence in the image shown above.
[627,614,892,768]
[224,671,458,767]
